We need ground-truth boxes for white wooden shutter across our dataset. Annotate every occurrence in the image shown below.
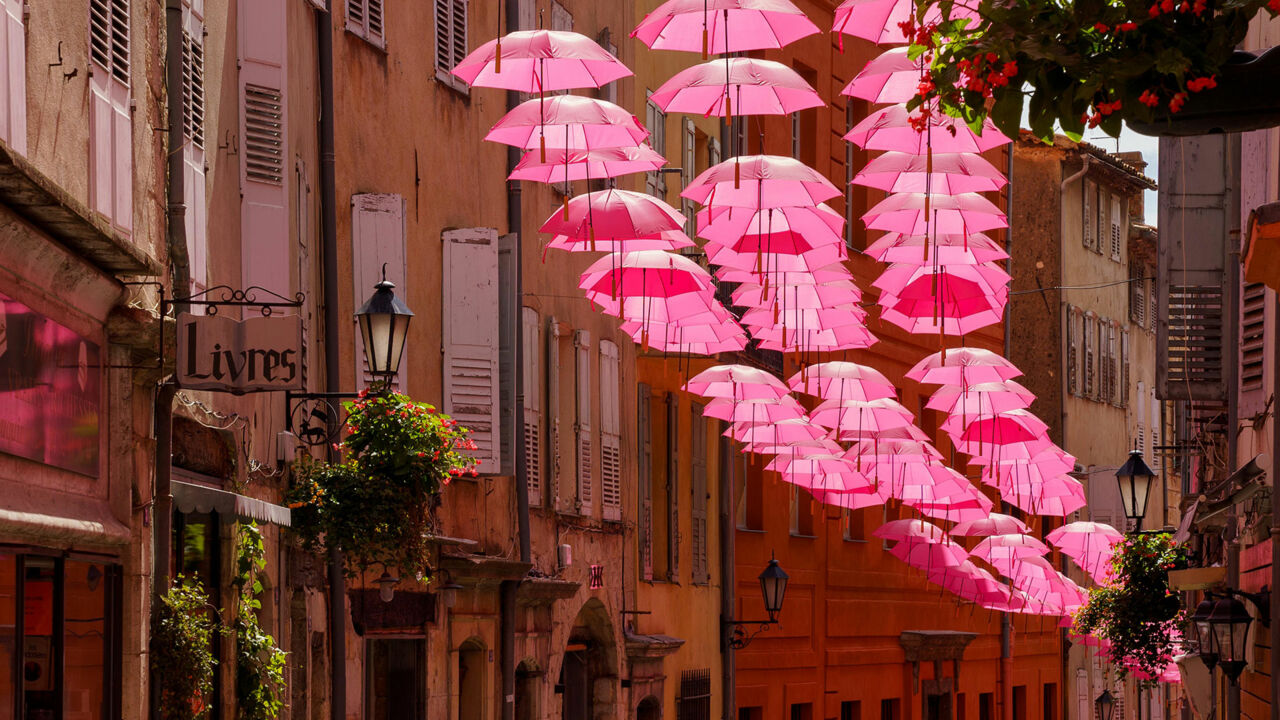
[682,118,697,236]
[182,0,207,297]
[575,330,592,516]
[1066,305,1078,396]
[89,0,132,233]
[0,0,26,153]
[638,383,653,580]
[239,0,288,296]
[352,194,406,390]
[1082,180,1094,250]
[443,227,501,470]
[522,308,543,507]
[1110,195,1123,261]
[599,340,622,521]
[434,0,468,93]
[347,0,385,47]
[645,96,665,197]
[690,403,708,585]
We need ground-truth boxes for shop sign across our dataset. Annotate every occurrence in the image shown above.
[0,291,100,476]
[177,313,303,393]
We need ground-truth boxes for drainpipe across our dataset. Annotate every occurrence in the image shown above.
[719,434,735,720]
[1271,292,1279,720]
[1224,134,1242,720]
[501,2,529,720]
[998,142,1018,720]
[316,3,346,718]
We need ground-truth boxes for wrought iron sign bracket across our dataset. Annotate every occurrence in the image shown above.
[161,284,305,317]
[722,617,777,650]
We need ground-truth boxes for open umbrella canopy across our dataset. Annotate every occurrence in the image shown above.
[907,347,1023,386]
[704,395,808,423]
[651,57,823,116]
[845,103,1012,154]
[733,281,863,310]
[928,380,1037,415]
[744,437,845,456]
[749,323,879,352]
[891,538,969,571]
[832,0,979,45]
[487,95,649,151]
[854,151,1008,195]
[875,262,1011,298]
[704,238,848,273]
[579,250,714,298]
[949,513,1032,537]
[874,518,948,543]
[1046,521,1124,565]
[808,487,888,510]
[866,232,1009,264]
[683,155,841,208]
[811,398,915,433]
[863,192,1009,235]
[841,47,923,104]
[717,263,854,285]
[541,189,687,243]
[972,534,1051,565]
[510,145,668,183]
[633,0,820,54]
[546,231,694,253]
[685,363,790,399]
[453,30,633,92]
[787,361,896,402]
[728,418,830,445]
[945,410,1051,451]
[698,204,845,247]
[998,474,1088,517]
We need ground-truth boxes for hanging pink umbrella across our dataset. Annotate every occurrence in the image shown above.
[867,232,1009,265]
[879,299,1006,337]
[928,381,1037,415]
[745,437,845,456]
[875,262,1011,298]
[910,485,995,523]
[870,460,973,501]
[685,363,790,400]
[907,348,1023,386]
[741,305,868,332]
[845,103,1012,154]
[541,189,687,246]
[487,95,649,153]
[728,418,829,446]
[733,281,863,310]
[684,155,841,209]
[811,398,914,434]
[842,47,923,103]
[704,395,808,423]
[854,152,1008,195]
[750,323,879,352]
[651,57,823,116]
[945,410,1051,454]
[717,263,854,286]
[453,30,633,92]
[546,231,693,253]
[863,192,1008,235]
[809,487,888,510]
[972,534,1051,566]
[633,0,820,55]
[579,250,714,298]
[1046,522,1124,575]
[510,145,667,183]
[949,513,1032,537]
[892,538,969,571]
[591,291,726,324]
[706,243,848,276]
[874,518,948,544]
[1000,474,1088,517]
[699,204,845,247]
[767,454,871,489]
[621,324,748,354]
[832,0,979,46]
[787,361,896,402]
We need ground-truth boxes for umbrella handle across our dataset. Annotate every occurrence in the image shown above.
[703,28,709,60]
[734,156,740,189]
[495,38,502,74]
[540,135,546,164]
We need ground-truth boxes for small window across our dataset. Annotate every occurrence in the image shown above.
[434,0,469,94]
[348,0,386,48]
[1012,686,1027,720]
[843,507,868,541]
[881,699,901,720]
[790,484,814,537]
[1043,684,1058,720]
[978,694,993,720]
[791,704,813,720]
[1242,282,1267,390]
[676,669,712,720]
[90,0,131,86]
[842,701,862,720]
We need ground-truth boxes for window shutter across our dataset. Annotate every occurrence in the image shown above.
[1110,195,1123,261]
[352,194,407,391]
[1098,318,1110,403]
[1083,313,1095,398]
[645,95,666,198]
[1066,305,1078,396]
[682,118,697,237]
[1149,393,1160,470]
[347,0,385,47]
[1148,277,1157,333]
[182,1,207,296]
[1082,180,1094,250]
[1136,381,1146,451]
[548,318,564,507]
[89,0,132,232]
[575,330,593,516]
[0,0,26,153]
[1109,321,1120,404]
[239,0,288,296]
[666,393,680,582]
[1121,327,1130,408]
[1096,189,1108,255]
[690,403,708,585]
[1241,282,1267,397]
[1131,265,1145,327]
[522,308,543,506]
[443,227,501,471]
[550,0,572,30]
[600,341,622,521]
[434,0,468,93]
[638,383,653,580]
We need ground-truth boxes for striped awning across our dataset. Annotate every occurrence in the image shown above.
[171,480,291,527]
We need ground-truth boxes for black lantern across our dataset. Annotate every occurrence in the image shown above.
[1190,596,1218,670]
[1094,690,1115,720]
[759,557,789,622]
[355,273,414,379]
[376,571,400,603]
[1115,450,1156,530]
[1209,595,1253,682]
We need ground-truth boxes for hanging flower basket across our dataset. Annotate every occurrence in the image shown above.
[287,389,479,580]
[906,0,1280,139]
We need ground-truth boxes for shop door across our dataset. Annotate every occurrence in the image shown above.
[561,650,591,720]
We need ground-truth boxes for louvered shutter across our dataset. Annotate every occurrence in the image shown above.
[1097,189,1109,255]
[1136,381,1146,451]
[1131,265,1145,326]
[1109,321,1119,404]
[645,96,665,197]
[1098,318,1110,403]
[522,308,543,506]
[183,0,207,297]
[443,227,501,471]
[434,0,468,93]
[1149,393,1160,470]
[548,318,563,507]
[1083,313,1095,398]
[666,393,679,581]
[1066,305,1078,396]
[1148,278,1156,333]
[1240,283,1267,412]
[0,0,26,153]
[239,0,288,295]
[575,330,593,516]
[1110,196,1123,261]
[1121,327,1130,408]
[682,118,697,237]
[89,0,132,232]
[690,403,708,585]
[600,340,622,521]
[352,194,407,391]
[638,383,653,580]
[1082,180,1094,250]
[347,0,385,47]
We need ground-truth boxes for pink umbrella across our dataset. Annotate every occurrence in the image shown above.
[579,250,714,299]
[1046,522,1124,575]
[879,301,1006,337]
[685,363,790,400]
[788,361,896,402]
[832,0,979,46]
[767,454,870,488]
[863,193,1008,235]
[866,232,1009,264]
[992,552,1055,582]
[809,487,888,510]
[704,395,808,423]
[633,0,820,56]
[1000,475,1088,517]
[684,155,841,209]
[928,381,1037,415]
[750,324,879,352]
[874,518,948,543]
[950,513,1031,537]
[707,244,848,276]
[591,291,725,323]
[546,231,693,253]
[854,152,1008,195]
[699,204,845,248]
[745,437,845,456]
[910,487,995,523]
[972,534,1051,566]
[870,460,973,501]
[651,57,823,117]
[728,418,829,446]
[845,104,1012,154]
[875,262,1011,298]
[510,145,667,184]
[733,282,863,310]
[620,321,747,354]
[811,398,915,434]
[452,30,633,93]
[946,410,1051,454]
[842,47,923,103]
[892,538,969,571]
[541,189,692,253]
[741,305,867,332]
[907,348,1023,386]
[717,263,854,286]
[487,96,648,154]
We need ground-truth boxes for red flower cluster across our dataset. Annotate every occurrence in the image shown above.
[1138,89,1161,107]
[907,105,934,132]
[1093,22,1110,31]
[955,55,1018,98]
[1169,91,1188,112]
[1117,21,1139,30]
[897,19,938,48]
[1186,75,1217,92]
[1271,0,1280,13]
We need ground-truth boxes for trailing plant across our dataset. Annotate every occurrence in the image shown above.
[905,0,1280,139]
[151,575,223,720]
[232,522,287,720]
[288,389,478,579]
[1073,532,1189,685]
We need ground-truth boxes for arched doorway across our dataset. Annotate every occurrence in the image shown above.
[515,659,541,720]
[559,599,618,720]
[458,638,486,720]
[637,696,662,720]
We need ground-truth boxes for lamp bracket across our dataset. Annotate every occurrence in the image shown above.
[162,285,305,317]
[722,618,776,650]
[1223,586,1272,626]
[284,386,398,448]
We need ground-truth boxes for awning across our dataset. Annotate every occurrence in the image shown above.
[171,480,291,527]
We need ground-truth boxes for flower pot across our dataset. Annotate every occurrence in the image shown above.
[1130,46,1280,136]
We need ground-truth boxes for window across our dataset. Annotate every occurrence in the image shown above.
[89,0,133,232]
[458,639,486,720]
[1012,686,1027,720]
[354,195,407,392]
[1150,392,1161,469]
[735,453,763,531]
[665,392,680,580]
[881,699,901,720]
[1148,275,1157,332]
[792,112,802,159]
[1082,179,1095,250]
[1043,684,1058,720]
[1136,380,1146,452]
[434,0,468,93]
[683,118,698,236]
[347,0,386,47]
[1083,313,1096,398]
[1130,264,1146,327]
[1109,195,1123,261]
[575,330,593,516]
[842,701,862,720]
[790,484,814,536]
[639,383,654,580]
[978,694,993,720]
[182,0,207,296]
[1066,305,1079,396]
[843,507,868,541]
[845,100,862,250]
[791,704,813,720]
[677,669,712,720]
[791,65,818,166]
[239,0,288,294]
[1242,282,1266,391]
[1096,189,1108,255]
[599,340,622,521]
[1120,327,1130,408]
[443,227,502,469]
[0,0,26,153]
[523,308,544,505]
[645,96,667,198]
[366,639,426,719]
[956,695,966,720]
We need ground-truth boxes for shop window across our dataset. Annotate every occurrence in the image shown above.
[957,694,966,720]
[173,510,224,716]
[366,638,426,719]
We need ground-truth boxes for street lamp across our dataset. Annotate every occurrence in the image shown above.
[1115,450,1156,531]
[376,571,400,603]
[1094,690,1116,720]
[1209,595,1254,683]
[1190,595,1219,671]
[355,270,414,379]
[724,555,790,649]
